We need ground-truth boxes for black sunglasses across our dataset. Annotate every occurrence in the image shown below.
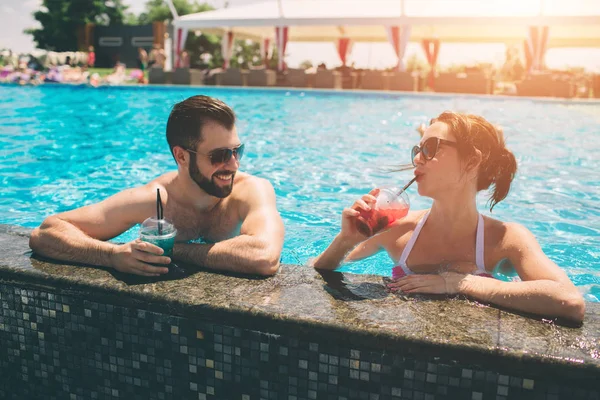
[187,143,245,165]
[411,137,458,166]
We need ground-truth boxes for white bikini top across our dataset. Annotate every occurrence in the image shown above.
[394,211,488,276]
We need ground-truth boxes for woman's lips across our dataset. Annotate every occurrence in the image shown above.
[414,170,425,182]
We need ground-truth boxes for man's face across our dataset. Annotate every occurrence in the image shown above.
[188,121,241,198]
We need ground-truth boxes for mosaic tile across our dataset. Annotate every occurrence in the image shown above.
[0,282,597,400]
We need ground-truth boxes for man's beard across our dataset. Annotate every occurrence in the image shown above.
[188,158,234,198]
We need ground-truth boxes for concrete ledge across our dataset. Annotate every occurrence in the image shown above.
[1,225,598,399]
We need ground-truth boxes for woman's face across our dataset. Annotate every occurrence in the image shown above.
[413,122,464,198]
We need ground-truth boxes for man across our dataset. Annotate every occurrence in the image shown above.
[29,95,285,277]
[137,47,148,72]
[148,44,159,68]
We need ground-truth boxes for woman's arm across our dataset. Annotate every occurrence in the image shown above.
[311,233,384,270]
[457,274,584,322]
[389,223,585,323]
[310,234,361,270]
[312,190,381,270]
[458,223,585,322]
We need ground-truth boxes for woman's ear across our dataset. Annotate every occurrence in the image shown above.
[466,148,483,175]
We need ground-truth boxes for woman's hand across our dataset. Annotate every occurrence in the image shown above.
[311,189,382,270]
[386,272,467,295]
[340,188,380,243]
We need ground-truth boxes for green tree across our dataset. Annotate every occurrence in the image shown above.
[137,0,212,24]
[26,0,128,51]
[267,48,280,70]
[405,53,428,74]
[185,32,222,69]
[136,0,263,70]
[137,0,220,68]
[196,38,266,70]
[230,40,262,69]
[299,60,313,69]
[124,12,140,25]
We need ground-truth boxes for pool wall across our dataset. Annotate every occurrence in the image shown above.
[1,225,599,400]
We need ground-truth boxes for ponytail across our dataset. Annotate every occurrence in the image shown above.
[468,122,517,211]
[432,112,518,211]
[487,148,517,211]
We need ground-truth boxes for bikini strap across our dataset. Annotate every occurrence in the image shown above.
[475,213,486,272]
[398,211,430,269]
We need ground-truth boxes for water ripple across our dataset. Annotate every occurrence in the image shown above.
[1,85,599,299]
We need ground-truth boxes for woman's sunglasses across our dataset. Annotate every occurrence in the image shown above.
[186,143,245,165]
[411,137,458,166]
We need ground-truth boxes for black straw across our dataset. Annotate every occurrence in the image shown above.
[156,188,163,235]
[395,176,417,197]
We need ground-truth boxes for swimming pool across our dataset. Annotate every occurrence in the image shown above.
[1,84,599,301]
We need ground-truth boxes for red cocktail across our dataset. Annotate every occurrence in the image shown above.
[356,188,410,237]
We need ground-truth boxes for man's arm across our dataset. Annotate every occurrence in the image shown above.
[173,179,284,276]
[29,186,171,276]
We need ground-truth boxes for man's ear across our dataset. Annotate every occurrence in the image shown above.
[172,146,188,167]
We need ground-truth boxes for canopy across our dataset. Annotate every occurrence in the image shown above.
[175,0,600,48]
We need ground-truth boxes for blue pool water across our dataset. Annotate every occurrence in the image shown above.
[1,84,599,301]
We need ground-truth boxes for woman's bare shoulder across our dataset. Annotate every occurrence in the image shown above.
[401,209,429,226]
[381,209,429,239]
[368,209,428,259]
[483,215,536,253]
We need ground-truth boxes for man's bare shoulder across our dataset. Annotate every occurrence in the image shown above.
[137,171,177,197]
[228,173,277,220]
[107,172,177,208]
[232,172,275,199]
[147,171,177,188]
[233,171,271,187]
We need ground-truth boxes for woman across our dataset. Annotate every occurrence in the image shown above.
[87,46,95,68]
[137,47,148,72]
[312,111,585,323]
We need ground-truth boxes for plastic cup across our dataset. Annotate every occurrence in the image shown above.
[139,217,177,257]
[355,187,410,237]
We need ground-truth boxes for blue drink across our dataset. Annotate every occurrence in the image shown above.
[139,218,177,257]
[140,230,176,256]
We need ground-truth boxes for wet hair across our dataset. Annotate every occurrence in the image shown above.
[166,95,236,159]
[431,111,518,211]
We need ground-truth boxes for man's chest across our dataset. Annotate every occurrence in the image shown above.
[164,205,241,243]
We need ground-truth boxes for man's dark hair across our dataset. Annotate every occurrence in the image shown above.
[166,95,236,158]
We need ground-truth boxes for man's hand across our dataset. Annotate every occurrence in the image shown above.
[109,239,170,276]
[386,272,467,295]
